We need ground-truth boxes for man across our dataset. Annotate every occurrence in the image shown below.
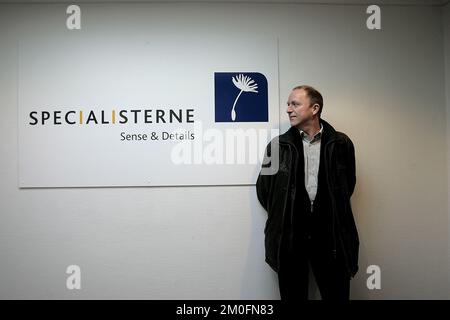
[256,85,359,301]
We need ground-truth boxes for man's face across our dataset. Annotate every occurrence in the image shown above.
[286,89,318,128]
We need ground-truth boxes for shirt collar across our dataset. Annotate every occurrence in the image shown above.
[299,124,323,143]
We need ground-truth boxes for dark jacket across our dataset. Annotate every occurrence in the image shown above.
[256,119,359,277]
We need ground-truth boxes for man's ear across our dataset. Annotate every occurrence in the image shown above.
[312,103,320,115]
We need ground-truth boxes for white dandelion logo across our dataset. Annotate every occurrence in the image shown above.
[230,74,258,121]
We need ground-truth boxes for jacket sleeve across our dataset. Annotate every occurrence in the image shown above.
[346,137,356,197]
[256,142,273,211]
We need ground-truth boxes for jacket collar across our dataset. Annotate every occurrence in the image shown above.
[299,123,323,143]
[279,118,338,145]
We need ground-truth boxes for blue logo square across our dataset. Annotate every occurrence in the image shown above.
[214,72,268,122]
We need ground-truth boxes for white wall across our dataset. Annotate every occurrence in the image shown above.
[444,1,450,300]
[0,2,448,299]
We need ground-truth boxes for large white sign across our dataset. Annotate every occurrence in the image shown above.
[18,36,279,187]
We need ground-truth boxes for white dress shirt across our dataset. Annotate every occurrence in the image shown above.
[299,124,323,204]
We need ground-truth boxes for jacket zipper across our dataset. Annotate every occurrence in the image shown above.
[276,143,296,272]
[324,140,338,261]
[325,140,352,274]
